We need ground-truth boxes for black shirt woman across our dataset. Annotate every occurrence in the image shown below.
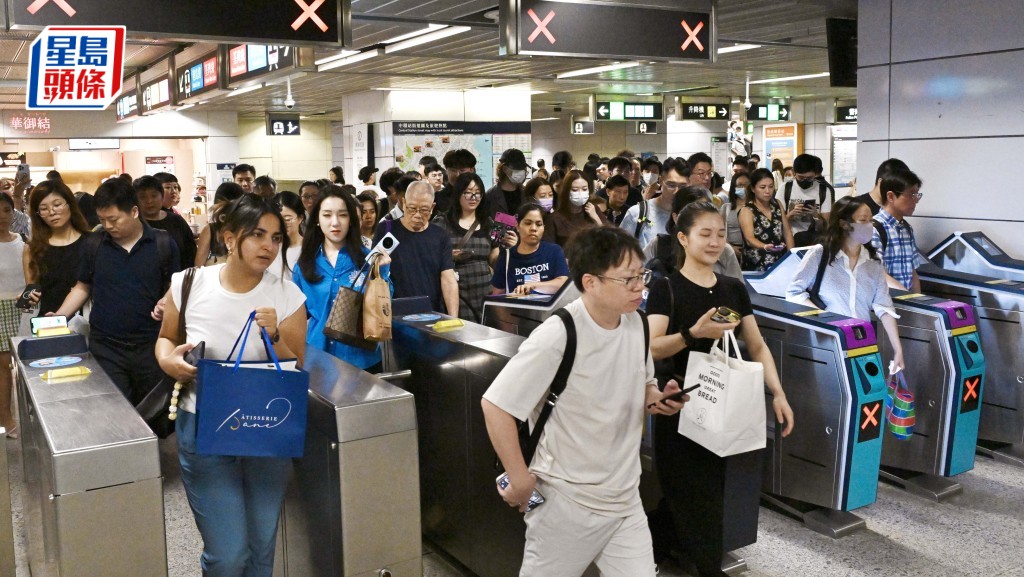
[23,179,93,315]
[738,168,794,271]
[646,201,794,576]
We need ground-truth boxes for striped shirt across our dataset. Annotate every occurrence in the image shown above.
[871,208,918,290]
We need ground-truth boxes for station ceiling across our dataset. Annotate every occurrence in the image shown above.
[0,0,858,120]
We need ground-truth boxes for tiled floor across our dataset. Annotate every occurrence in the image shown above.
[8,433,1024,577]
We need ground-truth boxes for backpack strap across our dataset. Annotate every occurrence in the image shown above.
[154,229,174,293]
[82,232,104,280]
[872,220,889,252]
[638,310,650,364]
[633,200,648,239]
[522,308,577,465]
[808,246,830,309]
[783,180,793,207]
[177,267,197,342]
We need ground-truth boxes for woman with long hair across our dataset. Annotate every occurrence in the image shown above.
[432,173,509,322]
[490,203,568,295]
[292,185,391,370]
[787,195,905,370]
[646,201,794,576]
[22,179,92,315]
[544,169,606,248]
[738,168,794,271]
[194,182,246,267]
[720,171,751,258]
[0,193,24,436]
[270,191,305,282]
[156,193,307,575]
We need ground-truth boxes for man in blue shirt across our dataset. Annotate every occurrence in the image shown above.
[53,178,180,405]
[871,168,924,292]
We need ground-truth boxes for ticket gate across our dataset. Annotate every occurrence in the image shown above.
[749,292,887,538]
[880,292,986,500]
[743,250,805,299]
[928,231,1024,282]
[12,334,168,577]
[481,279,579,336]
[916,261,1024,467]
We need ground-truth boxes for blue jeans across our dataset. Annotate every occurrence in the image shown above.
[176,410,292,577]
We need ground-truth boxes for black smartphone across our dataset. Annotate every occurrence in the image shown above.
[711,306,741,323]
[16,284,40,310]
[184,341,205,367]
[649,383,701,408]
[803,199,818,208]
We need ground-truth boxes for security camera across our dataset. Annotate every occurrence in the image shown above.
[743,100,752,111]
[284,97,296,110]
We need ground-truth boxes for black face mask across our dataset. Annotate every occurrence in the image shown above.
[796,178,815,189]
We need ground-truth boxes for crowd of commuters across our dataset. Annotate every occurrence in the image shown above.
[0,146,927,576]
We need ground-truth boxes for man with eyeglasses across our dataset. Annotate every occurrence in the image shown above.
[620,157,688,248]
[871,168,925,292]
[483,226,684,577]
[685,152,715,192]
[373,181,458,316]
[232,163,257,194]
[298,181,321,215]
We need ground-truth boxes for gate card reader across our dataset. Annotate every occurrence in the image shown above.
[481,278,580,337]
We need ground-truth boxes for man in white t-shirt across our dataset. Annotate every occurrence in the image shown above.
[779,153,835,247]
[482,226,685,577]
[356,166,385,199]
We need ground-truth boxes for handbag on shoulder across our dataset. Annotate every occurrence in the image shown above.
[323,259,376,349]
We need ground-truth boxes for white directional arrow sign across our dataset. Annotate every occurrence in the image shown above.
[780,106,789,119]
[598,105,609,117]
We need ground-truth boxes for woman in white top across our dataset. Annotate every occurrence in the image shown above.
[787,195,905,371]
[270,191,304,282]
[0,193,25,436]
[156,193,307,576]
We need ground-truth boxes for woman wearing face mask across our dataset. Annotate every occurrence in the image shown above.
[738,168,794,272]
[433,173,513,322]
[720,171,750,258]
[786,196,905,371]
[544,169,606,248]
[523,177,555,214]
[646,201,793,576]
[490,203,568,296]
[484,148,531,219]
[292,186,392,371]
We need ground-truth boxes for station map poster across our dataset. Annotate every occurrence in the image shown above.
[830,124,857,191]
[392,121,532,189]
[762,123,800,173]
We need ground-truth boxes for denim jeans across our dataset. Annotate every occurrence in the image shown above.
[176,410,292,577]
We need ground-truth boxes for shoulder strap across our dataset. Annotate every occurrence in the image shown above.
[872,220,889,252]
[783,180,793,206]
[523,308,577,465]
[154,229,173,293]
[634,200,648,239]
[177,267,197,342]
[83,232,103,273]
[808,247,829,309]
[639,310,650,364]
[455,220,478,251]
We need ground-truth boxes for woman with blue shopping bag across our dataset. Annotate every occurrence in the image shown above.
[156,193,308,577]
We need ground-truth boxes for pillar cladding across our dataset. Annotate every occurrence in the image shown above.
[856,0,1024,253]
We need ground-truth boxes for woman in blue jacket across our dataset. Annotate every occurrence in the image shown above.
[293,185,391,371]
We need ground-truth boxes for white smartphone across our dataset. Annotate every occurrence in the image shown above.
[371,232,400,255]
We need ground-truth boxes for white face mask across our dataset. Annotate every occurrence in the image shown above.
[850,221,874,244]
[643,172,658,186]
[784,176,794,183]
[509,169,528,185]
[734,187,746,198]
[570,191,589,207]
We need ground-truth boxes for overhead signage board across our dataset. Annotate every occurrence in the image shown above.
[227,45,295,85]
[748,103,791,122]
[175,51,220,103]
[26,25,125,110]
[68,138,120,150]
[501,0,715,63]
[8,0,350,47]
[595,101,663,121]
[636,121,658,135]
[681,103,730,120]
[267,113,301,136]
[141,75,171,114]
[836,105,858,123]
[114,86,138,121]
[392,121,532,135]
[571,118,594,135]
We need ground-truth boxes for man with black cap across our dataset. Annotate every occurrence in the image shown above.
[357,165,384,199]
[485,148,532,219]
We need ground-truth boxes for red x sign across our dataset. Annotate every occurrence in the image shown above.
[527,9,556,44]
[963,377,979,402]
[27,0,76,17]
[681,19,704,52]
[861,403,880,429]
[292,0,328,33]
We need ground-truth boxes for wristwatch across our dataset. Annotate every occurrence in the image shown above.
[680,327,696,348]
[270,329,281,344]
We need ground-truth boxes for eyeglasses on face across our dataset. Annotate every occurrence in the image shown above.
[37,201,68,215]
[597,269,652,290]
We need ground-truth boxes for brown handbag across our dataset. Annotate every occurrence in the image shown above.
[362,259,392,342]
[323,259,376,350]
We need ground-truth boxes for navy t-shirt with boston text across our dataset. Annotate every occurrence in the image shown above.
[490,241,569,293]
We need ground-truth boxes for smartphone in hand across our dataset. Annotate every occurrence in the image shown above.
[648,384,700,408]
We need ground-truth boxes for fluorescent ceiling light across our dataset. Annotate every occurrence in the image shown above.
[226,84,263,98]
[556,61,640,79]
[319,48,384,72]
[718,44,761,54]
[382,24,447,45]
[748,72,830,85]
[531,117,559,121]
[384,26,471,54]
[635,93,654,96]
[315,50,360,66]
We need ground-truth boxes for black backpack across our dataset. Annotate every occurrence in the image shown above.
[783,179,834,208]
[871,218,912,253]
[633,200,649,239]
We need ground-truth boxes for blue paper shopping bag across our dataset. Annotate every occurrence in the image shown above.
[195,312,309,458]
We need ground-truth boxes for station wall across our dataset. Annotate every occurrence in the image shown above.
[531,115,666,168]
[237,117,334,187]
[858,0,1024,254]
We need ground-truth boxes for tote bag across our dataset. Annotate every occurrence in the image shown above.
[678,330,767,457]
[362,259,392,342]
[195,311,309,458]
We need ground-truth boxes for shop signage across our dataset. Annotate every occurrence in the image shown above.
[9,0,349,46]
[6,112,53,134]
[501,0,715,63]
[26,25,125,110]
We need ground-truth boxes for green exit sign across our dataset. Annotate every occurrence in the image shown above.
[596,101,664,121]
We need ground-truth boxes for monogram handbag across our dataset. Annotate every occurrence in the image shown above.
[323,259,376,349]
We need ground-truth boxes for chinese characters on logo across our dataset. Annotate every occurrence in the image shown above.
[27,26,125,110]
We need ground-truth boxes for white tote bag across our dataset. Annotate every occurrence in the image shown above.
[678,330,767,457]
